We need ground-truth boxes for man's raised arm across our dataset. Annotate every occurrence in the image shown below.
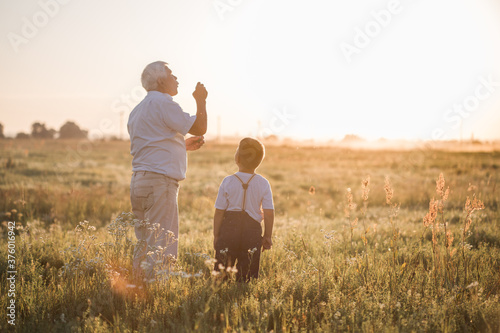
[189,82,208,136]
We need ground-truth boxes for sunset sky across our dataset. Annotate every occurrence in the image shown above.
[1,0,500,141]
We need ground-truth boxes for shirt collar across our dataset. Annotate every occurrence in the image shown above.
[147,90,173,100]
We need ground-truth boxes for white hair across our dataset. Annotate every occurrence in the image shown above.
[141,61,169,91]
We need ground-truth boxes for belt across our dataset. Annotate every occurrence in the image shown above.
[132,171,179,182]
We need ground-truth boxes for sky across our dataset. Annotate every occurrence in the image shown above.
[1,0,500,141]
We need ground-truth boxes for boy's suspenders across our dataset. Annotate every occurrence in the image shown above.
[233,174,256,212]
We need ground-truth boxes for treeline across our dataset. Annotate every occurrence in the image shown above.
[0,121,89,140]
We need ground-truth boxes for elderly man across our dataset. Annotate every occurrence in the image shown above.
[128,61,207,279]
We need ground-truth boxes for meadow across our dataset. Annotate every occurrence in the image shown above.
[0,139,499,332]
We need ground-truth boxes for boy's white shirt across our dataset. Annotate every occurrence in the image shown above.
[215,171,274,222]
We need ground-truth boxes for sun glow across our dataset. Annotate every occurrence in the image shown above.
[1,0,499,141]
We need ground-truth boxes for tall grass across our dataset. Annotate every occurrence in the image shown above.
[0,140,499,332]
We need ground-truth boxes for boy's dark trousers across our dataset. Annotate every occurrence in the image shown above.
[214,210,262,282]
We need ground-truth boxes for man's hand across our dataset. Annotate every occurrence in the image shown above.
[186,136,205,151]
[192,82,208,102]
[188,82,207,136]
[262,236,272,252]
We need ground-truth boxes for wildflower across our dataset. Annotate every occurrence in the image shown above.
[140,261,152,271]
[384,176,393,205]
[423,199,438,228]
[436,173,445,197]
[442,187,450,202]
[466,281,479,289]
[14,199,26,206]
[309,186,316,195]
[165,254,177,264]
[464,195,485,215]
[361,176,370,201]
[467,184,478,192]
[346,257,357,266]
[446,231,454,248]
[204,258,217,268]
[435,173,450,212]
[464,195,485,233]
[344,188,356,217]
[166,230,177,240]
[226,266,238,274]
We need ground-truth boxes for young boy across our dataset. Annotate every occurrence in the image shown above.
[213,138,274,282]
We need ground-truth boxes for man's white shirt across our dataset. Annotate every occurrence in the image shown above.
[128,91,196,180]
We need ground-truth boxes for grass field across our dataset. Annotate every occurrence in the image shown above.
[1,139,499,332]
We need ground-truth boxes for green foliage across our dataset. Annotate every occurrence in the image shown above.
[31,122,56,140]
[59,121,88,140]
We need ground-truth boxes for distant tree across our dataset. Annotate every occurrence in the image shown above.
[16,132,30,139]
[59,121,88,139]
[31,122,56,139]
[0,123,4,139]
[341,134,365,142]
[263,134,278,142]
